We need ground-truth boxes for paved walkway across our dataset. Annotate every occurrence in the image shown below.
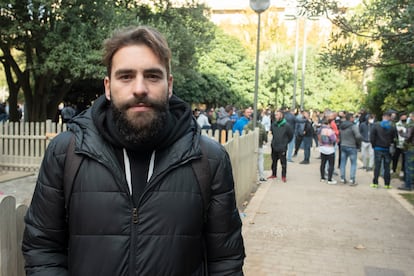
[242,146,414,276]
[1,147,414,276]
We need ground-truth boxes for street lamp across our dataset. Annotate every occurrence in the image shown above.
[250,0,270,129]
[300,18,308,111]
[285,14,300,111]
[285,15,318,111]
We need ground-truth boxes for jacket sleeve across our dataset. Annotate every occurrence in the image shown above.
[370,124,377,147]
[22,133,71,275]
[352,125,362,143]
[204,140,245,275]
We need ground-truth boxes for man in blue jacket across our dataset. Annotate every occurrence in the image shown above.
[22,26,245,275]
[232,107,252,135]
[370,111,398,189]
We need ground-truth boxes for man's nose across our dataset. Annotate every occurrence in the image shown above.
[132,76,148,96]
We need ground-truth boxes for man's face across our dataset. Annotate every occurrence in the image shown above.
[275,111,283,121]
[104,45,173,142]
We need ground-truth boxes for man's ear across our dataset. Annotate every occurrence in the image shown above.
[104,77,111,100]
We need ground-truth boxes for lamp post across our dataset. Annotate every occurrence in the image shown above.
[291,17,300,111]
[250,0,270,129]
[286,15,317,111]
[300,18,308,111]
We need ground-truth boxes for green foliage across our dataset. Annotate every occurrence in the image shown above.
[0,0,218,121]
[366,65,414,116]
[260,46,363,112]
[0,0,117,121]
[298,0,414,68]
[260,46,294,109]
[196,29,255,108]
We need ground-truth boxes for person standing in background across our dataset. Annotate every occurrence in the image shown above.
[299,111,314,164]
[284,108,296,162]
[232,107,252,135]
[393,112,408,177]
[359,114,375,171]
[268,110,293,182]
[318,119,338,184]
[339,113,362,186]
[398,112,414,191]
[370,111,398,189]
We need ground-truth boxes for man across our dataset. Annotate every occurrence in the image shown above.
[393,112,408,176]
[398,112,414,191]
[268,110,293,182]
[293,110,305,157]
[370,111,398,189]
[359,114,375,171]
[283,108,296,162]
[260,108,271,133]
[232,107,252,135]
[217,104,234,142]
[196,109,211,131]
[336,110,346,169]
[22,26,245,275]
[299,110,314,164]
[207,107,217,135]
[339,113,362,185]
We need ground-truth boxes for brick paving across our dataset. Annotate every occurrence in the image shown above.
[242,146,414,276]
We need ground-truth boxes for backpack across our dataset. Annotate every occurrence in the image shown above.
[63,135,211,221]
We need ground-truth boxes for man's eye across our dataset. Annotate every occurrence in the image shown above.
[120,75,132,80]
[146,74,162,81]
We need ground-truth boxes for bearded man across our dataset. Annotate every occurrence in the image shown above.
[22,26,245,276]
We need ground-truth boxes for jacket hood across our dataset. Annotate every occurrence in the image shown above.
[380,120,392,130]
[339,120,353,130]
[71,94,195,153]
[218,107,229,119]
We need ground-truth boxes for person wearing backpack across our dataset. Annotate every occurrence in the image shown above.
[22,26,245,276]
[318,118,338,184]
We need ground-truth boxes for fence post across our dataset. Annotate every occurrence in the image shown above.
[16,204,28,276]
[0,195,18,276]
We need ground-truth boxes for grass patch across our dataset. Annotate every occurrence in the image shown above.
[400,193,414,207]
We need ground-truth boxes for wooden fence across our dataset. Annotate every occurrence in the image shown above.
[0,121,67,171]
[0,123,258,275]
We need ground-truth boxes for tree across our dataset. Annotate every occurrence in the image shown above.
[196,29,255,108]
[260,46,294,109]
[0,0,117,121]
[0,0,217,121]
[366,65,414,116]
[298,0,414,69]
[260,45,363,112]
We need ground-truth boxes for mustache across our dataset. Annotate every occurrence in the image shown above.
[119,95,167,111]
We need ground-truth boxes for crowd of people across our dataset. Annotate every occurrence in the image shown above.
[195,105,414,191]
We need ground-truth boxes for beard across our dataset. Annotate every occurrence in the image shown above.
[111,94,169,144]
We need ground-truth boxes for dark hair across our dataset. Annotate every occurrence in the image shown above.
[345,113,354,121]
[102,26,171,77]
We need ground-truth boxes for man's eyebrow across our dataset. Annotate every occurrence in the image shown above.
[114,69,136,77]
[144,68,165,76]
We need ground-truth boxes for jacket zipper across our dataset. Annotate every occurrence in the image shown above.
[132,207,138,224]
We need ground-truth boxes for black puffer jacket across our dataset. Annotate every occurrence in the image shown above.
[22,102,245,275]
